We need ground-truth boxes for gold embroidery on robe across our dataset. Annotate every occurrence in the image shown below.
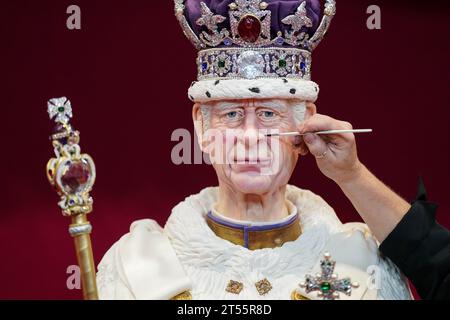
[171,291,192,300]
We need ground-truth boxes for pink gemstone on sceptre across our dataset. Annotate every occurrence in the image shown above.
[61,161,91,193]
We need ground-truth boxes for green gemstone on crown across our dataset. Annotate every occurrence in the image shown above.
[218,60,226,68]
[278,59,287,68]
[58,106,65,113]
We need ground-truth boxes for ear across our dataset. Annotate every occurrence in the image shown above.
[192,103,206,152]
[296,101,317,156]
[305,101,317,120]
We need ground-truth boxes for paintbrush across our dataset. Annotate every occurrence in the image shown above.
[265,129,373,137]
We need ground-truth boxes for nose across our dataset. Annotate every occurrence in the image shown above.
[242,112,264,149]
[242,128,262,149]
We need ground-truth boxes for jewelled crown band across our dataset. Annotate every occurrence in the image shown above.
[175,0,336,102]
[197,47,311,80]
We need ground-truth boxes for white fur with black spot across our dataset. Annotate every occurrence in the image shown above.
[188,78,319,103]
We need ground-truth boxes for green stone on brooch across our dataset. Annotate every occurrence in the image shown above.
[320,282,331,293]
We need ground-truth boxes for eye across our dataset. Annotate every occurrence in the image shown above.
[258,109,278,121]
[226,111,239,119]
[223,110,244,123]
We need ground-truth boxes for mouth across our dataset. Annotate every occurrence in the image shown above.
[233,158,272,165]
[232,164,262,174]
[230,157,272,174]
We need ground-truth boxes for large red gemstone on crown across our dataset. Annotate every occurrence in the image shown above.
[237,15,261,43]
[61,161,91,193]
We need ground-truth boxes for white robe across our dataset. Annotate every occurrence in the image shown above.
[96,185,413,300]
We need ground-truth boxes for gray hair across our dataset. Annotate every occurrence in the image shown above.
[200,105,212,131]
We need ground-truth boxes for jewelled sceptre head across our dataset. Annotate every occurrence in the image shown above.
[46,97,98,300]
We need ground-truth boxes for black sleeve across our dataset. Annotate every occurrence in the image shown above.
[379,178,450,300]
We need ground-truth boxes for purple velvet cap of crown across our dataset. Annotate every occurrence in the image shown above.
[184,0,322,46]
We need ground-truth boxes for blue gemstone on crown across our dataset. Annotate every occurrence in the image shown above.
[224,38,233,46]
[275,37,284,46]
[300,61,306,71]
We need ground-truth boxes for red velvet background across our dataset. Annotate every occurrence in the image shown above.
[1,0,449,299]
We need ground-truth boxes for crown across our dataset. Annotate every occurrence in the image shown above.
[175,0,336,81]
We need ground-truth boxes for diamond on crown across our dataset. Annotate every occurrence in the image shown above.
[237,50,265,79]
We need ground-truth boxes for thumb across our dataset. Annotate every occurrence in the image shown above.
[303,133,328,159]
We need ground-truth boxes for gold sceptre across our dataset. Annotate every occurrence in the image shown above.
[46,97,98,300]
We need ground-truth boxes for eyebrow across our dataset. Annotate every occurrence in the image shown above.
[210,100,290,112]
[253,100,289,112]
[211,101,244,111]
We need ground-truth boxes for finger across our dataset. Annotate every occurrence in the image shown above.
[301,114,352,133]
[303,133,329,159]
[300,114,334,133]
[298,141,309,156]
[296,121,305,134]
[301,115,354,145]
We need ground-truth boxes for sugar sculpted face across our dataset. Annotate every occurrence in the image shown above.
[193,98,316,196]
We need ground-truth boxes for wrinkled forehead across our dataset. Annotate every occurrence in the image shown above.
[205,99,297,112]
